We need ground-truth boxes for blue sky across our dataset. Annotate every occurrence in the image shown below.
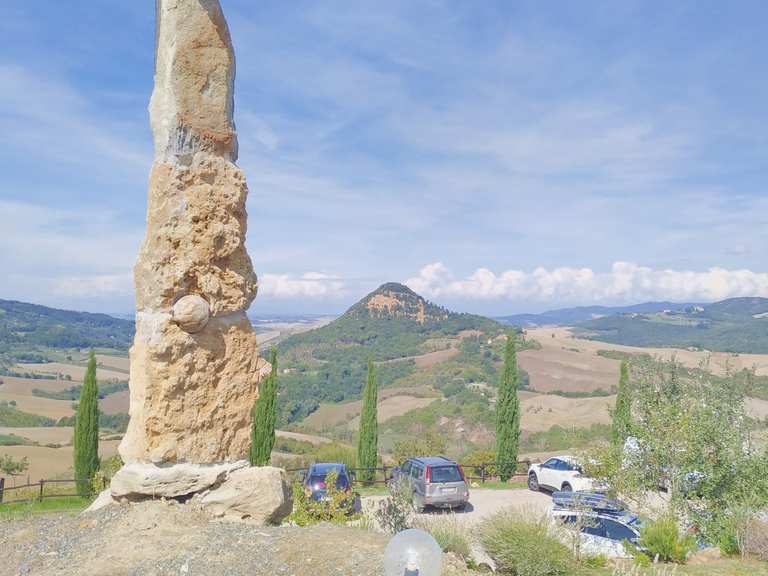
[1,1,767,315]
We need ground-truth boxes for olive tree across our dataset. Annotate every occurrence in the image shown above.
[586,357,768,542]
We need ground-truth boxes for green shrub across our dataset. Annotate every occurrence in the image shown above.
[373,487,413,534]
[414,514,471,559]
[314,443,357,469]
[461,449,497,478]
[632,553,652,568]
[581,554,607,568]
[479,509,575,576]
[637,516,696,563]
[287,469,358,526]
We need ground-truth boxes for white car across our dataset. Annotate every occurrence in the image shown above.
[549,491,642,559]
[528,456,600,493]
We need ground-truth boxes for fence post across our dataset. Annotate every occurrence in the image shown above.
[382,465,388,483]
[39,480,44,502]
[0,477,4,504]
[480,464,486,484]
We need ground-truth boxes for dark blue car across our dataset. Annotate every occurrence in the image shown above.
[303,463,352,501]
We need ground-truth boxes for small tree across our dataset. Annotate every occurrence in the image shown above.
[0,454,29,486]
[611,360,632,448]
[250,349,278,466]
[357,359,379,483]
[393,432,447,463]
[74,350,99,496]
[496,332,521,481]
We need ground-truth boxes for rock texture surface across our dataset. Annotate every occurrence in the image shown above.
[110,461,247,500]
[119,0,266,465]
[200,467,293,525]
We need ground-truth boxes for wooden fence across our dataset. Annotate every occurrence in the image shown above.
[0,476,110,505]
[0,460,534,504]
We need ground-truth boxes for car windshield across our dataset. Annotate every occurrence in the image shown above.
[309,472,349,489]
[430,465,462,483]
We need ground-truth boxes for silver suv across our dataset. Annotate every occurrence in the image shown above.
[390,456,469,512]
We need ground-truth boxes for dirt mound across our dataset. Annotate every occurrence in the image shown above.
[1,501,474,576]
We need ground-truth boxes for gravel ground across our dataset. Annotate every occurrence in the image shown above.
[0,501,476,576]
[363,488,552,525]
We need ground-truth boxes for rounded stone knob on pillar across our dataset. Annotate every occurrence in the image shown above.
[172,294,210,333]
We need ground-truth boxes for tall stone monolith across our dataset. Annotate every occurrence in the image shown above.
[118,0,269,466]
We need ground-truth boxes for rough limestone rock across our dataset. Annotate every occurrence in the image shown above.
[173,294,211,333]
[83,488,118,514]
[111,461,248,500]
[119,0,267,465]
[200,467,293,525]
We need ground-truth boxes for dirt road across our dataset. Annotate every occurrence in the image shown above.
[364,488,552,524]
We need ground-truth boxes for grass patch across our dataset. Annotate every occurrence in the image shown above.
[0,496,90,520]
[0,406,56,427]
[521,423,611,453]
[413,514,471,559]
[0,433,34,446]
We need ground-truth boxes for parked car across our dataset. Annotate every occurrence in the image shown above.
[550,491,644,558]
[303,462,353,501]
[528,455,603,493]
[390,456,469,512]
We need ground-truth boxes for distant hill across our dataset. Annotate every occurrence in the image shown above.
[575,297,768,353]
[276,283,507,423]
[0,299,135,356]
[284,282,503,362]
[498,301,700,327]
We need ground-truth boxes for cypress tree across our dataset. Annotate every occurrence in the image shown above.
[74,350,99,496]
[250,348,278,466]
[611,360,632,448]
[357,359,378,483]
[496,332,521,482]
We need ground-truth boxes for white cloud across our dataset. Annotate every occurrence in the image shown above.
[259,272,347,299]
[405,262,768,303]
[0,200,141,310]
[52,274,133,299]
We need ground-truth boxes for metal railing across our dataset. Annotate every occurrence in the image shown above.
[284,460,532,486]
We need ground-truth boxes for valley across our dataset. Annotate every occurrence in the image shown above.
[3,291,768,481]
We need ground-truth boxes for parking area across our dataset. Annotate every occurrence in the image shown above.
[362,488,552,524]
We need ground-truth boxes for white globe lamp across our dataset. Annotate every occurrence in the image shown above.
[383,528,443,576]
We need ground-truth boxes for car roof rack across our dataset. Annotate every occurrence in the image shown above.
[552,491,626,514]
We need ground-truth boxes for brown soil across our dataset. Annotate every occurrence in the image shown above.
[0,426,73,446]
[0,440,120,483]
[15,362,128,382]
[99,390,130,415]
[0,391,74,420]
[274,430,332,445]
[94,355,130,371]
[414,347,460,368]
[302,389,439,431]
[526,326,768,378]
[519,393,614,433]
[0,501,475,576]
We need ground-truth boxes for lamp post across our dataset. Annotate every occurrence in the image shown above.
[383,528,443,576]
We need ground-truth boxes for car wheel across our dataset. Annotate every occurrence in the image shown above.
[528,472,540,492]
[561,482,572,492]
